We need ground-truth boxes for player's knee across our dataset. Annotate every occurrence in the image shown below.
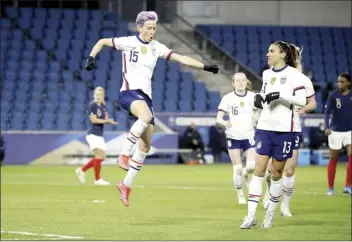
[139,112,153,124]
[271,168,283,181]
[93,149,105,160]
[246,160,255,172]
[234,164,242,175]
[283,166,294,177]
[254,164,266,177]
[139,142,150,153]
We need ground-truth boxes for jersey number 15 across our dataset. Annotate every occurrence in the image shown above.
[129,51,139,63]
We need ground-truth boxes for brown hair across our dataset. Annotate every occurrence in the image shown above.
[273,41,298,69]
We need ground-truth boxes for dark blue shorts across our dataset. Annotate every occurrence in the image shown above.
[119,89,155,125]
[293,132,301,150]
[227,139,254,152]
[255,129,295,161]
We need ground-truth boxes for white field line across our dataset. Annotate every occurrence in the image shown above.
[0,181,327,194]
[1,230,83,240]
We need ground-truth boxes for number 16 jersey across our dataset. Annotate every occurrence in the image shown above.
[218,90,256,140]
[112,35,173,99]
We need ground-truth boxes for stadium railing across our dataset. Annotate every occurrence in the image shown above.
[157,1,262,91]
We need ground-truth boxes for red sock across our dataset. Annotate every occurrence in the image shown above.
[346,156,352,187]
[81,159,95,172]
[93,159,103,180]
[328,159,337,189]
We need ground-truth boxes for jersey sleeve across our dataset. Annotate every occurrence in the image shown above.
[303,76,315,98]
[324,92,335,129]
[156,41,173,60]
[112,37,131,51]
[218,96,227,113]
[88,103,98,116]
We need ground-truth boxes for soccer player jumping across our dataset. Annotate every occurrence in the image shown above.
[85,11,219,206]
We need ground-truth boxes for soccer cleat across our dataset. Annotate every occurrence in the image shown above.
[240,216,257,229]
[263,190,270,209]
[326,188,334,196]
[118,155,130,171]
[116,181,131,207]
[343,187,352,195]
[261,217,274,229]
[75,168,86,183]
[94,178,111,186]
[238,193,247,205]
[280,204,293,217]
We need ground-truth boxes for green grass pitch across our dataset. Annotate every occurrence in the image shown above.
[1,164,351,240]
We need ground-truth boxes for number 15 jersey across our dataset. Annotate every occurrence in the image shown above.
[112,35,173,99]
[218,91,256,140]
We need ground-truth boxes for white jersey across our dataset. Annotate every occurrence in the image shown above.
[112,36,173,99]
[293,75,315,132]
[257,66,306,132]
[218,91,256,140]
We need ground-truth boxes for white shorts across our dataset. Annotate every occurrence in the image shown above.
[86,134,106,151]
[328,130,352,150]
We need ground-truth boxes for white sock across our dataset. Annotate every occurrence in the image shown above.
[246,160,255,174]
[242,167,248,177]
[121,119,148,156]
[233,164,243,192]
[264,170,271,189]
[123,148,148,187]
[247,175,263,218]
[282,175,295,207]
[266,178,282,218]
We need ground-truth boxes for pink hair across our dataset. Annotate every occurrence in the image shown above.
[136,11,158,27]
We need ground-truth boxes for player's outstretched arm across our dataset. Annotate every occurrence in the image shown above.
[85,38,114,71]
[168,53,219,74]
[323,93,334,135]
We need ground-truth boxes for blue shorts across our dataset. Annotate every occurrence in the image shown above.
[119,89,155,125]
[255,129,295,161]
[293,132,301,150]
[227,139,254,152]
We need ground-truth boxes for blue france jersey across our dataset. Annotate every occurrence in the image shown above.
[324,90,352,132]
[87,102,106,137]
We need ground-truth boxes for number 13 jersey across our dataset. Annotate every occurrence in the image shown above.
[112,35,173,99]
[218,90,256,140]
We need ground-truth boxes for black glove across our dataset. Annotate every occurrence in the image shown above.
[85,56,96,71]
[254,94,265,109]
[203,65,219,74]
[265,92,280,104]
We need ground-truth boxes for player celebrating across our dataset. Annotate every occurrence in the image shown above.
[85,11,219,206]
[216,72,256,205]
[240,41,307,229]
[262,44,317,216]
[325,72,352,195]
[75,87,117,185]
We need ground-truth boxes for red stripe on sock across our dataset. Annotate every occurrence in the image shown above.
[81,159,94,172]
[346,156,351,187]
[248,194,261,197]
[131,159,144,165]
[93,159,103,180]
[129,132,139,139]
[269,192,281,199]
[328,159,337,189]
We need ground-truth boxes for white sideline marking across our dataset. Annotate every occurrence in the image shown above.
[1,230,83,239]
[1,181,323,195]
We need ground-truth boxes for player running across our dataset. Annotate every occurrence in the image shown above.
[325,72,352,195]
[85,11,219,206]
[240,41,307,229]
[262,44,317,216]
[216,72,257,205]
[76,87,117,185]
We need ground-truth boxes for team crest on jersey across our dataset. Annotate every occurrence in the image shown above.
[256,141,262,149]
[270,77,276,85]
[97,109,102,117]
[151,48,156,56]
[280,76,287,84]
[336,98,342,109]
[240,101,244,107]
[141,46,147,55]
